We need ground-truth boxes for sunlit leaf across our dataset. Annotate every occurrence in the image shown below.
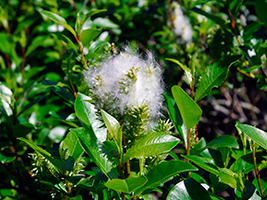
[172,86,202,129]
[39,10,76,37]
[71,128,115,179]
[195,55,241,102]
[123,132,179,163]
[105,176,147,193]
[75,93,107,142]
[236,124,267,150]
[167,178,212,200]
[59,131,84,161]
[164,93,187,146]
[135,161,198,195]
[80,28,101,47]
[101,110,122,154]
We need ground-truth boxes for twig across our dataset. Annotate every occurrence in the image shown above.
[75,35,87,68]
[167,0,175,29]
[225,6,241,46]
[252,143,264,197]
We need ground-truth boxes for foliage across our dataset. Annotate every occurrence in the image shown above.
[1,0,267,199]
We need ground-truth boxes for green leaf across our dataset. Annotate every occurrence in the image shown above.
[135,161,198,195]
[123,132,180,163]
[74,92,107,142]
[70,128,115,179]
[105,176,147,193]
[191,7,230,31]
[89,40,109,53]
[164,93,187,143]
[218,168,237,189]
[166,58,192,87]
[191,137,206,155]
[39,10,76,37]
[243,22,263,42]
[0,153,15,164]
[230,152,264,174]
[93,17,119,29]
[58,34,78,55]
[101,110,122,154]
[77,177,95,189]
[253,178,267,197]
[76,9,106,33]
[61,52,75,77]
[236,124,267,150]
[18,94,47,116]
[59,131,84,161]
[167,178,212,200]
[229,0,243,16]
[80,28,101,47]
[255,0,267,23]
[207,135,239,149]
[25,35,49,57]
[183,155,219,175]
[194,55,241,102]
[12,122,35,137]
[17,137,62,173]
[172,86,202,129]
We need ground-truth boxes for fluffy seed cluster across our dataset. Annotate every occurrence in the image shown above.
[172,2,193,42]
[84,46,164,119]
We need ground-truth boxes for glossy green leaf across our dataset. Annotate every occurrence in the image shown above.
[59,131,84,161]
[89,40,109,53]
[236,124,267,150]
[105,176,147,193]
[75,92,107,142]
[39,10,76,37]
[183,155,219,175]
[164,93,187,144]
[76,9,106,33]
[230,152,264,174]
[93,17,119,29]
[77,177,95,189]
[53,157,75,171]
[218,168,237,189]
[101,110,122,154]
[135,161,198,195]
[192,7,230,31]
[172,86,202,129]
[191,137,206,155]
[70,128,115,179]
[80,28,101,47]
[166,58,192,87]
[167,178,212,200]
[123,132,179,163]
[195,55,241,102]
[17,137,62,173]
[58,34,78,55]
[0,153,15,164]
[207,135,239,149]
[255,0,267,23]
[253,178,267,197]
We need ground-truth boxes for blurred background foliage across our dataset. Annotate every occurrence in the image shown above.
[1,0,267,199]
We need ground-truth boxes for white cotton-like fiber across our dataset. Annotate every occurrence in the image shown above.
[172,2,193,42]
[84,46,164,119]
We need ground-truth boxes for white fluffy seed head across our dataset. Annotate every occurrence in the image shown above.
[171,2,193,42]
[84,46,164,119]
